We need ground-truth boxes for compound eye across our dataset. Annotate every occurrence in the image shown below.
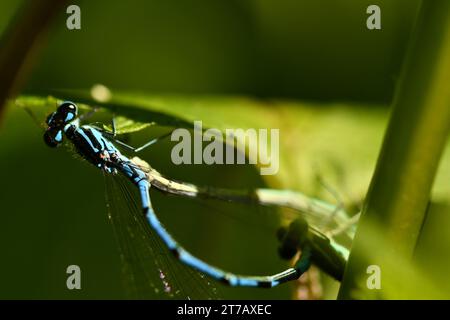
[43,129,63,147]
[54,130,63,143]
[58,101,77,112]
[57,101,78,122]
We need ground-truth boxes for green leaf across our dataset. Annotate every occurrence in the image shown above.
[15,91,390,199]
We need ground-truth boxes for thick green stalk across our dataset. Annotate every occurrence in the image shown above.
[339,0,450,299]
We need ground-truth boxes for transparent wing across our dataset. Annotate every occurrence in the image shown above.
[109,156,356,285]
[104,172,220,299]
[128,156,357,242]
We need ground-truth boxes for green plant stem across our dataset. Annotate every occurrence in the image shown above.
[338,0,450,299]
[0,0,67,122]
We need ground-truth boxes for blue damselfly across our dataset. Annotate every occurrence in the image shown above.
[37,100,357,298]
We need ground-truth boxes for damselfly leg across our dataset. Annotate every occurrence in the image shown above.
[97,115,174,153]
[78,106,100,121]
[112,130,174,153]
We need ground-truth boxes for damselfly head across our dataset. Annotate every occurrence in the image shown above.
[46,101,78,126]
[43,101,78,147]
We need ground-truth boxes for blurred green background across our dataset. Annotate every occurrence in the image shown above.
[8,0,421,102]
[1,0,448,299]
